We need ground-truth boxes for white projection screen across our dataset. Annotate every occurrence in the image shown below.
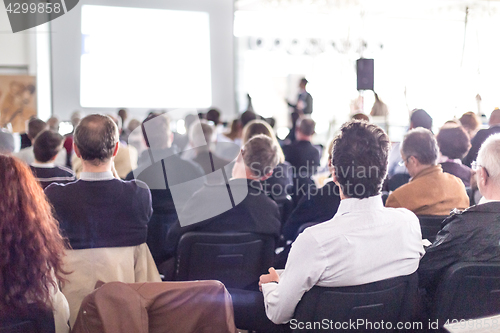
[80,5,212,108]
[50,0,234,119]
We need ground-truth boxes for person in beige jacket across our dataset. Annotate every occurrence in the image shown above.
[386,128,469,215]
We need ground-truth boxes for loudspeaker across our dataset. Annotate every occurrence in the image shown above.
[356,58,374,91]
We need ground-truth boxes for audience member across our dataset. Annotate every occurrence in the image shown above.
[30,130,76,189]
[190,121,230,184]
[62,111,82,167]
[388,109,433,178]
[436,124,472,187]
[0,127,15,154]
[126,113,204,263]
[167,135,281,257]
[179,113,202,159]
[185,114,198,133]
[216,112,256,161]
[219,119,242,145]
[47,116,59,132]
[463,109,500,167]
[259,121,424,324]
[282,116,320,171]
[72,114,138,178]
[45,114,152,250]
[110,114,138,177]
[282,116,320,202]
[206,108,224,134]
[385,128,469,215]
[20,130,32,149]
[242,119,293,198]
[240,110,258,128]
[118,109,133,143]
[20,116,36,149]
[15,117,67,166]
[418,133,500,296]
[0,155,70,333]
[283,111,301,144]
[459,111,481,139]
[118,108,128,129]
[351,113,370,121]
[125,118,147,157]
[281,139,341,243]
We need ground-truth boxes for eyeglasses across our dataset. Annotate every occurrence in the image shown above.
[471,161,490,177]
[398,156,412,167]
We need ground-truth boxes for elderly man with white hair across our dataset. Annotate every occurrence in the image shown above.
[418,133,500,295]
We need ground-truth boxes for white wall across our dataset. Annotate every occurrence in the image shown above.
[0,6,51,121]
[50,0,235,121]
[0,7,31,69]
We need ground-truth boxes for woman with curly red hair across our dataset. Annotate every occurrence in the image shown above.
[0,155,69,333]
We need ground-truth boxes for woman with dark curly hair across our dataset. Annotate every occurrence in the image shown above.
[0,155,69,333]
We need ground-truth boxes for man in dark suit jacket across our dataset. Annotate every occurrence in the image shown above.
[45,114,152,249]
[282,180,341,242]
[463,109,500,167]
[287,78,313,115]
[282,116,320,202]
[126,113,205,263]
[282,116,320,172]
[166,135,282,258]
[30,130,75,189]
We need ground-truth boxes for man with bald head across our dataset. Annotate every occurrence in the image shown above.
[45,114,152,250]
[463,109,500,167]
[419,133,500,295]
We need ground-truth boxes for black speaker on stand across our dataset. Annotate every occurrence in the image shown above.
[356,58,374,91]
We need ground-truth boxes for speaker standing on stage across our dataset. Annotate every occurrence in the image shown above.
[286,78,313,115]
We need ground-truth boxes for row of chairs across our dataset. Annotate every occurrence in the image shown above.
[173,232,500,332]
[291,262,500,332]
[2,230,500,332]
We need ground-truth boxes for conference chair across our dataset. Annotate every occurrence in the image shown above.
[388,173,411,191]
[175,232,275,289]
[293,272,419,332]
[432,262,500,328]
[146,212,178,264]
[71,280,237,333]
[417,215,448,243]
[273,194,295,225]
[0,305,55,333]
[61,243,161,327]
[295,221,320,239]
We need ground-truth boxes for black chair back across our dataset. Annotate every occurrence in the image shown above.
[432,262,500,326]
[388,173,410,191]
[294,272,418,332]
[175,232,275,289]
[417,215,448,243]
[0,305,55,333]
[295,222,320,239]
[273,195,295,225]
